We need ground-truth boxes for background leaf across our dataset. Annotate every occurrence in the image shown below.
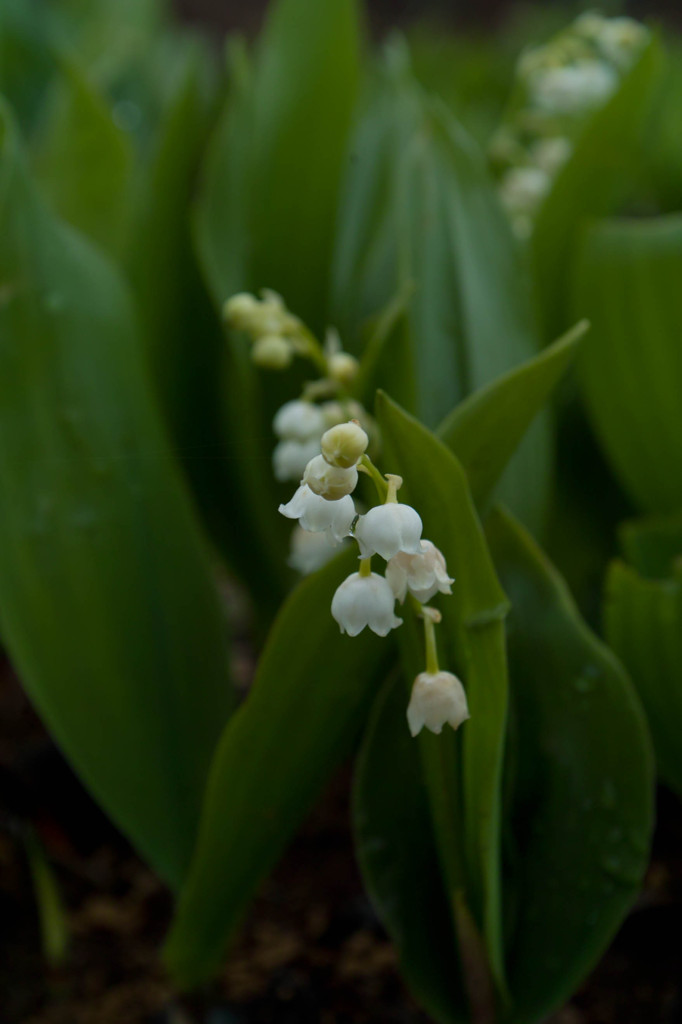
[532,35,662,335]
[487,508,654,1023]
[0,105,232,888]
[573,214,682,515]
[33,55,134,257]
[164,548,387,989]
[605,514,682,798]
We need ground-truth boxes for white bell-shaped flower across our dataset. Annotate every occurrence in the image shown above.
[407,671,470,737]
[278,485,354,543]
[354,482,422,560]
[331,572,402,637]
[273,400,325,442]
[273,439,321,483]
[529,61,617,116]
[303,454,358,501]
[288,525,338,575]
[386,540,454,604]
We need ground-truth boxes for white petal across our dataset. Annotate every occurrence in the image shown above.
[354,504,422,560]
[273,438,320,482]
[331,573,402,637]
[407,671,469,737]
[273,400,325,442]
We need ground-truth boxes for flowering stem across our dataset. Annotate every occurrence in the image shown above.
[422,611,440,675]
[358,557,372,578]
[358,455,388,502]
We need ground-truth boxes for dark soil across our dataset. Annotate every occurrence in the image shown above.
[2,657,682,1024]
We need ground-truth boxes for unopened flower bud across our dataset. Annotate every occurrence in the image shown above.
[331,572,402,637]
[321,421,368,469]
[328,351,359,385]
[407,671,470,737]
[251,334,292,370]
[223,292,260,330]
[303,454,358,501]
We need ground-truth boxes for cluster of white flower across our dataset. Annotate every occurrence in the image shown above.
[224,291,373,575]
[492,11,649,238]
[224,289,469,737]
[278,415,467,738]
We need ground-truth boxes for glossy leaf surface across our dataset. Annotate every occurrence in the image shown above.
[605,514,682,797]
[164,548,386,989]
[573,214,682,514]
[0,107,232,888]
[488,508,654,1023]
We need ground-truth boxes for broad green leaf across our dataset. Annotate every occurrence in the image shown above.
[0,0,58,129]
[487,508,653,1023]
[605,514,682,797]
[164,548,387,989]
[438,320,587,514]
[332,54,549,532]
[375,392,510,998]
[0,105,232,888]
[33,56,134,257]
[354,672,468,1024]
[532,35,662,334]
[194,0,360,602]
[573,214,682,514]
[126,40,216,437]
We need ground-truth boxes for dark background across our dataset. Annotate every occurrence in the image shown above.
[173,0,682,36]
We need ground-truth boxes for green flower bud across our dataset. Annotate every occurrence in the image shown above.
[251,335,293,370]
[321,421,369,469]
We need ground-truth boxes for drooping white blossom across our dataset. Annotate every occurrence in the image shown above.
[354,502,422,561]
[386,540,454,604]
[303,454,358,501]
[407,670,470,737]
[288,525,338,575]
[273,400,326,442]
[331,572,402,637]
[273,438,321,483]
[252,334,293,370]
[278,485,355,543]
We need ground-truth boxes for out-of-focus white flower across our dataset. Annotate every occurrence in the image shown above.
[321,421,368,469]
[223,292,261,330]
[303,454,358,501]
[355,502,422,560]
[328,351,360,385]
[407,670,470,737]
[529,60,617,116]
[531,136,573,174]
[331,572,402,637]
[251,334,292,370]
[278,485,355,542]
[273,400,325,442]
[386,540,454,604]
[596,18,649,69]
[288,525,338,575]
[273,438,321,483]
[499,166,551,217]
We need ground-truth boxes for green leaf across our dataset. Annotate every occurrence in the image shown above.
[33,55,134,257]
[0,0,59,130]
[533,35,662,334]
[0,104,232,889]
[193,0,360,602]
[126,40,216,436]
[605,514,682,797]
[438,319,587,514]
[374,392,510,999]
[487,507,654,1023]
[332,55,549,532]
[573,214,682,515]
[353,672,468,1024]
[164,548,387,989]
